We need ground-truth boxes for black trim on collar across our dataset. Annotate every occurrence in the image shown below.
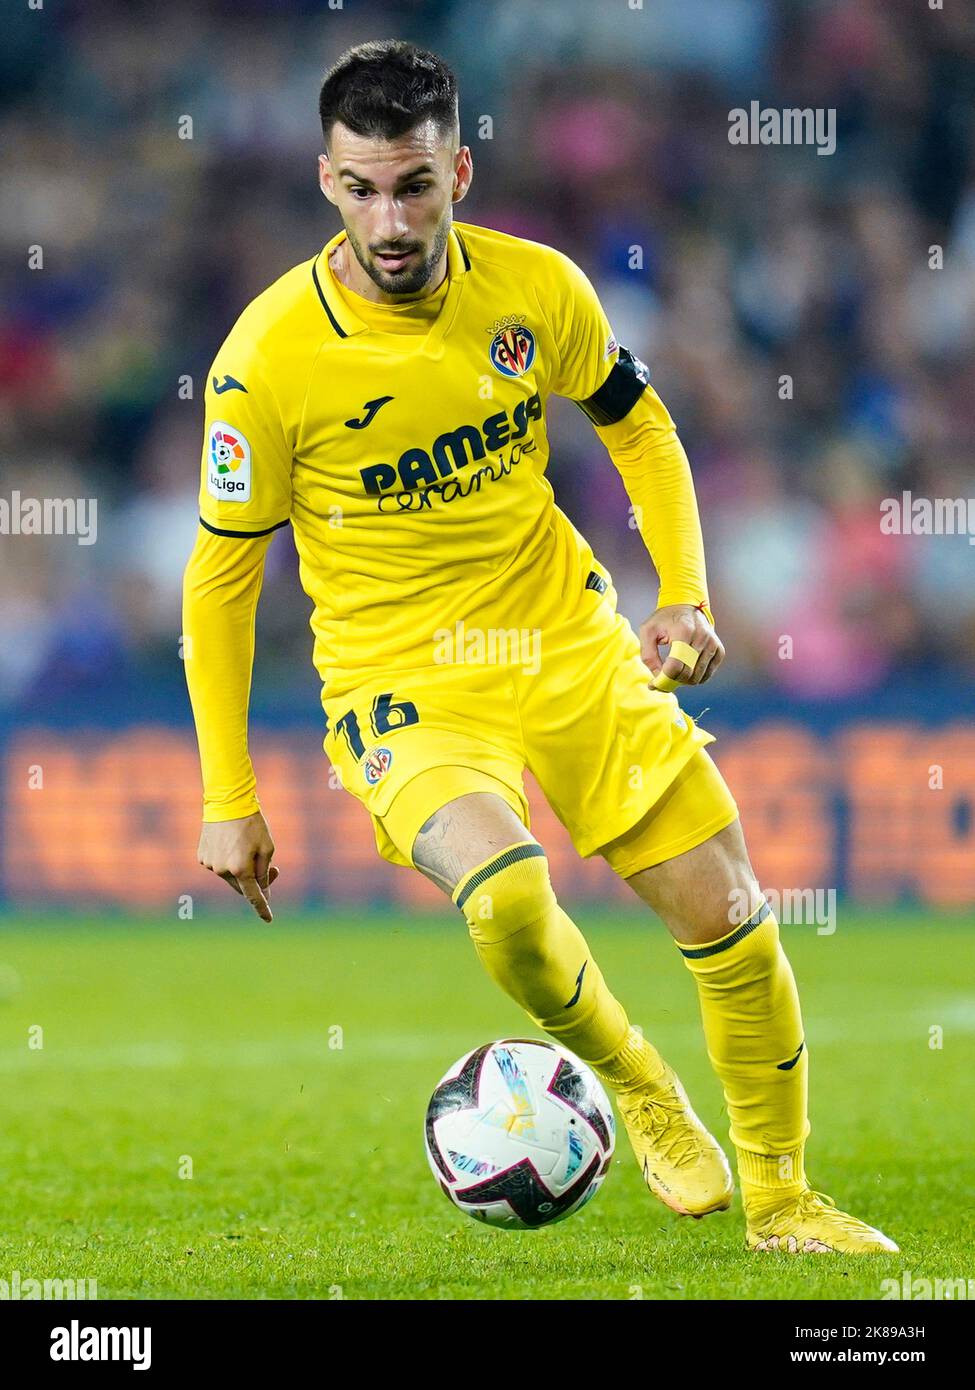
[200,516,289,539]
[576,345,650,426]
[311,260,347,338]
[455,229,471,271]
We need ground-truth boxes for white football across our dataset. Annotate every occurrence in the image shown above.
[424,1038,615,1229]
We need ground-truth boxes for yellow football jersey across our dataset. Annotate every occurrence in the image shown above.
[198,220,653,700]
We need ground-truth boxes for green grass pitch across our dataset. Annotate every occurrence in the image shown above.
[0,910,971,1300]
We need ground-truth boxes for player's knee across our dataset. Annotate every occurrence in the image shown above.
[453,843,557,948]
[699,895,782,956]
[690,838,764,945]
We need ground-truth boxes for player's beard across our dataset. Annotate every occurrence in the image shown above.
[346,213,452,297]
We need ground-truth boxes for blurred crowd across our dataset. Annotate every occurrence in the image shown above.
[1,0,974,711]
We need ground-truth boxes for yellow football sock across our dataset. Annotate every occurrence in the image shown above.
[452,842,664,1091]
[677,902,810,1195]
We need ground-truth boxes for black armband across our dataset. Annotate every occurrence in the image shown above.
[576,345,651,426]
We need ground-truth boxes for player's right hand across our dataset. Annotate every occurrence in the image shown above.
[197,811,279,922]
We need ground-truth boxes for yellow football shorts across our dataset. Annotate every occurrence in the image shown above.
[321,583,738,875]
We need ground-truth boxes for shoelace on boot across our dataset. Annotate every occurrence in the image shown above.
[617,1089,705,1169]
[795,1189,881,1237]
[756,1187,878,1239]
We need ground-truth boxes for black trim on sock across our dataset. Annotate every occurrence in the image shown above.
[677,900,771,959]
[454,843,545,912]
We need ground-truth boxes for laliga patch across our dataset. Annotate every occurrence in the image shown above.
[604,333,618,360]
[490,323,536,378]
[207,421,251,502]
[363,746,393,786]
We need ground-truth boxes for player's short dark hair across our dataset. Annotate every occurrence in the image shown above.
[319,40,458,148]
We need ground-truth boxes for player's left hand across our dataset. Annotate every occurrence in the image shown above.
[640,604,724,688]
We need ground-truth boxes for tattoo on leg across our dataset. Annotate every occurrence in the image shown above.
[411,794,533,898]
[413,810,467,893]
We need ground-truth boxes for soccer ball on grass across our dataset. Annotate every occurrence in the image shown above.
[424,1038,615,1230]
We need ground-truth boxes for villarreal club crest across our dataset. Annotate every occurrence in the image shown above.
[363,746,393,786]
[489,319,536,378]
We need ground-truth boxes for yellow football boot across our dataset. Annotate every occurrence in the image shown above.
[745,1186,899,1253]
[614,1060,734,1217]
